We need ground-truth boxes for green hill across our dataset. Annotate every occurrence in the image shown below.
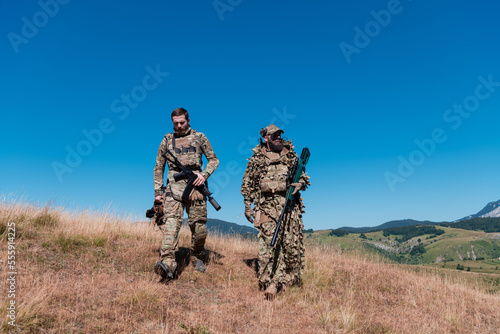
[441,217,500,233]
[306,225,500,271]
[339,219,443,233]
[180,218,257,237]
[337,216,500,234]
[205,218,257,237]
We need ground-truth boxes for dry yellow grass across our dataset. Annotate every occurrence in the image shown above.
[1,200,499,333]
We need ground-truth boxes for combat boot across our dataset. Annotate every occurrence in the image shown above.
[154,262,174,283]
[264,283,277,300]
[193,260,206,273]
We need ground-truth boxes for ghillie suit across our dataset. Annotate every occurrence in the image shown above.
[241,140,310,291]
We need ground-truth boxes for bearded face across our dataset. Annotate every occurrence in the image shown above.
[172,115,190,135]
[266,133,284,153]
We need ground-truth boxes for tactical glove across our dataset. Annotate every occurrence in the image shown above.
[291,182,303,196]
[244,204,254,223]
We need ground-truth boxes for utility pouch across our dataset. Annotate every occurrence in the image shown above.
[254,211,270,229]
[260,180,287,193]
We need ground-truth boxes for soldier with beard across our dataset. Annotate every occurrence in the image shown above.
[241,124,310,299]
[153,108,219,282]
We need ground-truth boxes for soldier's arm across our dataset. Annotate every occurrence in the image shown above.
[199,133,219,180]
[291,172,310,196]
[241,154,261,223]
[153,137,168,197]
[240,154,259,206]
[289,148,310,193]
[241,169,252,206]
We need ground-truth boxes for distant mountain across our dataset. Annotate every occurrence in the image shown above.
[183,218,257,237]
[336,199,500,232]
[339,219,442,233]
[457,199,500,221]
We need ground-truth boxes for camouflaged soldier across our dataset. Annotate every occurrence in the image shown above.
[241,124,310,300]
[153,108,219,282]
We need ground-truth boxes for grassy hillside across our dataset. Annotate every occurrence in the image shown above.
[1,202,500,333]
[337,216,500,237]
[306,227,500,271]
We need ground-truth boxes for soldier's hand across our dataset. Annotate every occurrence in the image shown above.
[244,205,254,223]
[154,195,163,204]
[291,182,302,196]
[193,172,205,187]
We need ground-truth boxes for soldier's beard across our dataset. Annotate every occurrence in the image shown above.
[268,139,284,153]
[174,126,190,136]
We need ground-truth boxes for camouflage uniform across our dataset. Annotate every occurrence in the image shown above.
[154,126,219,273]
[241,126,310,291]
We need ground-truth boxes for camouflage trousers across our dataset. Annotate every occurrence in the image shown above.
[158,196,207,273]
[257,196,305,290]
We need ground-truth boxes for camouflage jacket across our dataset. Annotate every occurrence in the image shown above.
[154,127,219,198]
[241,140,310,212]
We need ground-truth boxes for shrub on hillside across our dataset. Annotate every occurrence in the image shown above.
[32,211,59,228]
[329,229,349,237]
[54,233,92,253]
[383,225,445,242]
[409,244,426,256]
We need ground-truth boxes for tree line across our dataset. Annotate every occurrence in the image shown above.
[383,225,445,242]
[440,217,500,233]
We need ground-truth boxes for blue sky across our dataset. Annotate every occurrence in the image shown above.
[1,0,500,230]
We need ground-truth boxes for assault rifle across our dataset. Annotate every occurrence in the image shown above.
[270,147,310,247]
[163,147,221,211]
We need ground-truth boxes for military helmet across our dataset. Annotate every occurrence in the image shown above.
[260,124,284,137]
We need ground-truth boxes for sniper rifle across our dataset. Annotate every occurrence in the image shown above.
[270,147,310,246]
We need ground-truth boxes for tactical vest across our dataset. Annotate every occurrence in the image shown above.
[164,130,203,171]
[163,130,204,201]
[259,149,289,193]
